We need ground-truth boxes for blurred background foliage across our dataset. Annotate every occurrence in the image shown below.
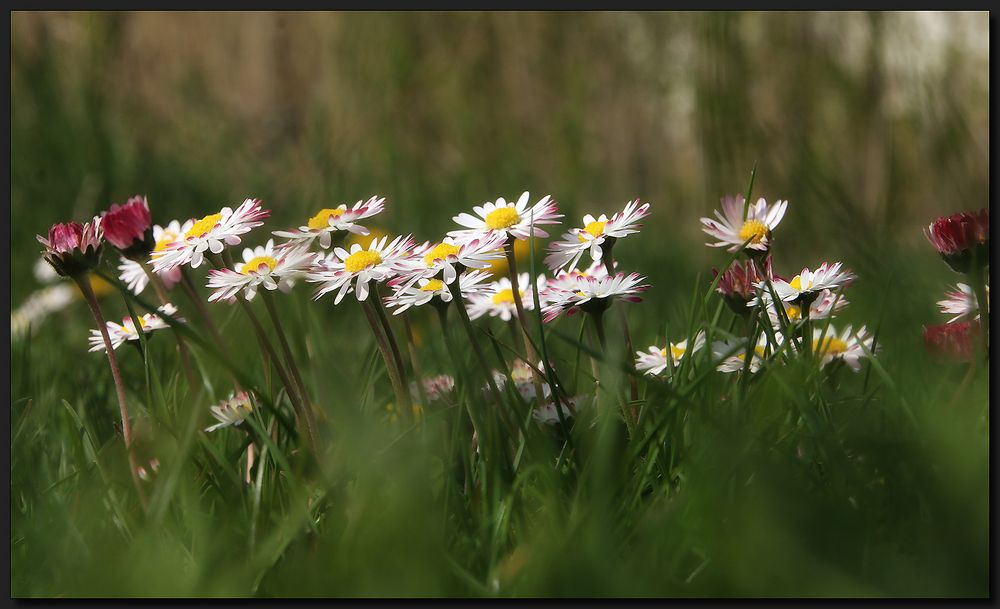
[10,11,989,597]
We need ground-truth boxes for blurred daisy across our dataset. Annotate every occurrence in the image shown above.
[411,374,456,404]
[150,198,270,272]
[33,256,60,284]
[635,331,707,377]
[117,220,192,295]
[540,272,648,323]
[11,283,77,341]
[386,270,492,315]
[937,283,985,323]
[87,304,183,352]
[448,191,562,242]
[273,196,386,249]
[204,391,255,432]
[924,321,980,362]
[544,199,650,272]
[467,273,545,321]
[394,233,507,289]
[755,262,855,305]
[713,334,771,374]
[491,359,552,401]
[206,240,319,303]
[533,395,584,425]
[765,288,849,329]
[924,208,989,273]
[700,195,788,253]
[306,234,414,304]
[811,325,876,372]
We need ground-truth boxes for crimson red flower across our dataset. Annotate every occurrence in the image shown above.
[924,209,989,273]
[713,256,773,315]
[102,195,153,256]
[923,321,981,362]
[36,218,103,277]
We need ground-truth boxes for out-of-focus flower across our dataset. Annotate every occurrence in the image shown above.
[273,196,386,249]
[11,283,77,340]
[306,234,414,304]
[205,391,255,432]
[467,273,546,321]
[713,257,772,314]
[206,240,318,303]
[37,219,103,277]
[449,191,562,242]
[394,233,507,289]
[485,237,543,278]
[937,283,986,323]
[117,220,192,295]
[756,262,855,306]
[533,395,584,425]
[491,359,552,401]
[136,457,161,482]
[713,334,772,374]
[33,257,60,284]
[924,209,989,273]
[810,325,876,372]
[101,195,153,256]
[700,195,788,253]
[924,321,980,362]
[414,375,456,403]
[635,331,707,377]
[386,270,492,315]
[539,272,648,323]
[544,199,650,272]
[150,198,270,272]
[87,304,183,352]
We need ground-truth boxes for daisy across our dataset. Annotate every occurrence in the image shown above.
[539,272,648,323]
[466,273,546,321]
[117,220,192,295]
[635,331,707,377]
[385,270,493,315]
[755,262,856,305]
[713,334,772,374]
[150,198,270,272]
[272,196,386,249]
[410,375,456,404]
[101,195,153,256]
[11,283,77,341]
[937,283,986,323]
[206,240,319,303]
[700,195,788,253]
[544,199,651,272]
[393,233,508,289]
[448,191,562,242]
[714,256,772,314]
[924,321,980,362]
[37,218,103,278]
[204,391,256,432]
[533,395,584,425]
[491,359,552,401]
[306,234,414,304]
[810,325,876,372]
[765,288,849,329]
[87,304,183,352]
[925,208,989,273]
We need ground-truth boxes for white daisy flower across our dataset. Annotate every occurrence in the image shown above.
[491,359,552,401]
[765,289,849,329]
[11,283,77,341]
[540,272,648,323]
[87,304,184,352]
[753,262,856,305]
[118,220,192,295]
[306,234,414,304]
[385,270,493,315]
[410,375,456,404]
[150,199,270,272]
[466,273,546,322]
[712,334,772,374]
[544,199,651,272]
[393,233,508,290]
[700,195,788,252]
[448,191,562,242]
[635,331,707,377]
[272,196,386,249]
[204,391,255,432]
[937,283,986,323]
[206,240,320,303]
[810,325,877,372]
[33,256,60,284]
[533,395,584,425]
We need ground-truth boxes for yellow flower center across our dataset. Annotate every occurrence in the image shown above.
[813,337,849,356]
[789,275,812,291]
[423,243,460,267]
[307,208,346,230]
[123,317,147,334]
[786,305,801,320]
[420,279,445,292]
[737,346,767,361]
[153,230,178,253]
[241,255,278,275]
[344,250,383,274]
[186,213,223,239]
[577,221,607,242]
[492,288,521,305]
[484,206,520,230]
[738,219,769,245]
[670,345,687,360]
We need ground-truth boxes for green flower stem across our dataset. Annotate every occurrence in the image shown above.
[601,245,639,403]
[361,298,412,417]
[503,240,548,408]
[138,262,197,388]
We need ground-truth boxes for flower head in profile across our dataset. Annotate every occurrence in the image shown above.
[635,331,707,377]
[937,283,986,323]
[765,288,849,330]
[411,375,456,404]
[394,233,507,289]
[273,196,386,249]
[924,321,980,362]
[925,209,989,273]
[150,198,270,272]
[117,220,193,295]
[810,325,876,372]
[306,234,414,304]
[533,395,585,426]
[713,256,772,314]
[701,195,788,253]
[449,191,562,242]
[87,304,183,352]
[540,272,648,323]
[37,218,103,278]
[713,334,773,374]
[101,195,153,257]
[205,391,256,432]
[206,240,319,303]
[545,199,650,272]
[467,273,546,321]
[386,270,492,315]
[757,262,855,306]
[491,359,552,401]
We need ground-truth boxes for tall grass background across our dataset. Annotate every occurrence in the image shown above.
[10,12,989,597]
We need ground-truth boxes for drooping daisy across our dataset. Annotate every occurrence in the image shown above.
[393,233,508,289]
[924,208,989,273]
[635,331,707,377]
[700,195,788,253]
[117,220,193,295]
[466,273,546,321]
[204,391,256,432]
[714,256,773,315]
[756,262,856,305]
[810,325,876,372]
[87,304,184,352]
[448,191,562,242]
[206,240,319,303]
[150,198,270,272]
[306,234,414,304]
[937,283,986,323]
[272,196,386,249]
[385,270,493,315]
[539,272,648,323]
[713,334,772,374]
[544,199,651,272]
